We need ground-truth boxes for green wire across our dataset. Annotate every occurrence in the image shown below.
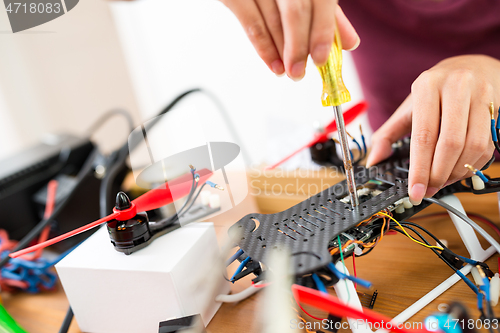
[337,235,350,302]
[0,304,28,333]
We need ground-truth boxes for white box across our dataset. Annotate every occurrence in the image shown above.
[56,222,228,333]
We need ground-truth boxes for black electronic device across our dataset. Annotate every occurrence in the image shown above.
[0,133,98,241]
[158,314,206,333]
[107,192,181,255]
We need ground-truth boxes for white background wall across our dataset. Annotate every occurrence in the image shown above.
[110,0,368,167]
[0,0,367,168]
[0,0,140,160]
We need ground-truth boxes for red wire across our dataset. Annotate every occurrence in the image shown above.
[30,180,59,260]
[295,298,326,321]
[292,284,431,333]
[352,253,357,290]
[9,212,119,258]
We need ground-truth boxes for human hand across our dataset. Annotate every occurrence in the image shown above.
[366,55,500,205]
[220,0,360,80]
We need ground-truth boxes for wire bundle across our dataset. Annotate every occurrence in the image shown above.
[152,166,224,230]
[332,124,367,166]
[0,229,73,293]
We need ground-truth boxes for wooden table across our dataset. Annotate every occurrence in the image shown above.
[4,168,500,333]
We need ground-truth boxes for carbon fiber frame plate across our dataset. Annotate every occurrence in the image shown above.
[229,154,413,276]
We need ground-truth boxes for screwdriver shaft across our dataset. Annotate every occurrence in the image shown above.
[332,105,359,207]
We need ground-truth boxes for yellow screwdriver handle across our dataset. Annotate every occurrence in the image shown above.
[317,26,351,107]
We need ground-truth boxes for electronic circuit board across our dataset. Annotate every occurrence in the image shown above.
[228,139,471,276]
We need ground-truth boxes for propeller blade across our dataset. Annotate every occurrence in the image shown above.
[266,101,368,170]
[292,284,430,333]
[10,168,214,258]
[132,168,212,213]
[324,101,368,134]
[9,213,119,258]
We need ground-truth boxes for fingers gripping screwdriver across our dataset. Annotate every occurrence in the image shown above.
[317,26,359,207]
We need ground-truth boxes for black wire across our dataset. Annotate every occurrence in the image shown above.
[389,224,459,273]
[480,306,496,333]
[99,89,203,217]
[400,221,447,248]
[401,221,492,271]
[482,153,496,171]
[494,141,500,156]
[58,306,73,333]
[149,172,199,231]
[85,109,134,136]
[168,173,198,222]
[178,183,208,220]
[495,128,500,155]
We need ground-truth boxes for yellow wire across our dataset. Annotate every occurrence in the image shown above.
[291,307,317,333]
[377,211,444,250]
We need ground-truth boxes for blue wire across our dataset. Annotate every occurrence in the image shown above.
[0,243,80,293]
[230,256,251,282]
[226,249,244,266]
[455,269,479,294]
[206,181,220,188]
[481,276,491,303]
[491,119,498,142]
[327,263,372,289]
[361,135,367,157]
[475,170,490,183]
[478,292,484,310]
[455,254,480,266]
[312,273,327,293]
[350,137,363,159]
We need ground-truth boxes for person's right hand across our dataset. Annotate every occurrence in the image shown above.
[220,0,360,80]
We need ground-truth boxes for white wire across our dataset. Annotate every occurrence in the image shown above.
[215,282,265,303]
[424,197,500,254]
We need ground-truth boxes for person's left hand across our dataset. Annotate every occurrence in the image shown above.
[366,55,500,205]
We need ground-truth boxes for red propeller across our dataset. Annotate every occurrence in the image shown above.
[266,101,368,170]
[292,284,431,333]
[9,168,213,258]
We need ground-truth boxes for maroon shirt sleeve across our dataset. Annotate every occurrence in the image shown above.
[340,0,500,131]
